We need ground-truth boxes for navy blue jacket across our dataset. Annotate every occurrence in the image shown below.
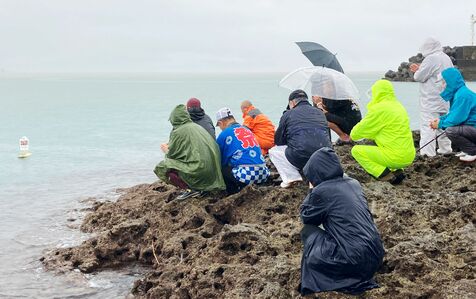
[300,148,384,295]
[274,100,331,169]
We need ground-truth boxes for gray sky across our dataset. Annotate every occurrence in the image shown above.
[1,0,475,73]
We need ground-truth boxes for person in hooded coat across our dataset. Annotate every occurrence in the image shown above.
[186,98,216,138]
[350,80,415,184]
[430,68,476,162]
[300,147,384,295]
[154,105,225,200]
[410,37,454,157]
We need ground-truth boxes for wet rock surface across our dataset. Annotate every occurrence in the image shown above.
[42,145,476,298]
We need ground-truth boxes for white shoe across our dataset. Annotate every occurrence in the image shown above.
[280,179,303,188]
[437,148,452,155]
[459,154,476,162]
[455,152,467,157]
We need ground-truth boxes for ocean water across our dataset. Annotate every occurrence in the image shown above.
[0,73,474,298]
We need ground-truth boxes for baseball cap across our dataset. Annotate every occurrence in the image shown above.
[289,89,308,101]
[186,98,201,109]
[215,107,234,126]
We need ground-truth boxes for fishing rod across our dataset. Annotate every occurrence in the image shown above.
[417,131,446,152]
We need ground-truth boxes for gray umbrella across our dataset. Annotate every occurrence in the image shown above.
[296,42,344,73]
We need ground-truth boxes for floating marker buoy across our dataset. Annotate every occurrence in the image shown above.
[18,136,32,159]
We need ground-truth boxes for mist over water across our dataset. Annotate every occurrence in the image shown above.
[1,73,474,297]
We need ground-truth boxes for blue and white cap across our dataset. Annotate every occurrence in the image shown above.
[215,107,234,126]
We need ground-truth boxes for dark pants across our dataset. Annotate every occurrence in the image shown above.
[325,110,362,135]
[167,170,189,189]
[222,166,247,195]
[446,125,476,155]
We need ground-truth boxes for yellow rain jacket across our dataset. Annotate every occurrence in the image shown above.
[350,80,415,177]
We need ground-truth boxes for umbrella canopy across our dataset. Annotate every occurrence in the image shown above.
[296,42,344,73]
[279,66,360,100]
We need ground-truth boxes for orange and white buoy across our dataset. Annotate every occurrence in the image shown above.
[18,136,32,159]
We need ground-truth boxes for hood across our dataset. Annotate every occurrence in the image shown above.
[169,104,192,128]
[303,147,343,186]
[440,67,465,102]
[367,80,396,110]
[242,105,256,118]
[419,37,442,57]
[188,106,205,121]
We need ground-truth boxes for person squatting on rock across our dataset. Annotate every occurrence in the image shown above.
[154,105,226,200]
[430,68,476,162]
[410,37,454,157]
[269,90,332,188]
[240,100,276,155]
[215,107,270,194]
[299,147,384,295]
[312,96,362,145]
[350,80,415,184]
[186,97,216,138]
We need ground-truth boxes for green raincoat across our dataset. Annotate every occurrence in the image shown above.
[154,105,225,191]
[350,80,415,177]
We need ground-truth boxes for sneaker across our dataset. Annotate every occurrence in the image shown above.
[280,179,303,188]
[459,154,476,162]
[436,148,452,155]
[455,152,467,157]
[176,189,201,201]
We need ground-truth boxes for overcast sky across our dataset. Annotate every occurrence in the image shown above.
[1,0,475,73]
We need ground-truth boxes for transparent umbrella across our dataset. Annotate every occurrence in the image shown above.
[279,66,360,100]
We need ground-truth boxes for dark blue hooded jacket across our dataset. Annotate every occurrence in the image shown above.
[299,147,384,295]
[274,100,331,169]
[438,67,476,129]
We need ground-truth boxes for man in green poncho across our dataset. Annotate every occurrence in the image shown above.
[350,80,415,184]
[154,104,226,200]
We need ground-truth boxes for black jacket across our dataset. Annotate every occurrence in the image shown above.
[274,100,331,169]
[300,148,384,295]
[188,108,215,138]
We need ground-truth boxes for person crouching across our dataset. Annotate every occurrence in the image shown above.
[350,80,415,184]
[154,105,226,200]
[216,107,270,194]
[300,147,384,295]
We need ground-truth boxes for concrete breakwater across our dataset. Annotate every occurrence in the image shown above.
[385,46,476,81]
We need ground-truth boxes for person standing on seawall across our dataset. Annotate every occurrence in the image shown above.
[410,37,453,157]
[430,68,476,162]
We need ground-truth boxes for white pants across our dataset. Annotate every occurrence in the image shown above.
[268,145,302,183]
[420,111,452,157]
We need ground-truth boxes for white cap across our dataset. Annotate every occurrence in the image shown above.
[215,107,234,125]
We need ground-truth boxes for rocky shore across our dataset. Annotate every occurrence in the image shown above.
[384,46,458,82]
[42,143,476,298]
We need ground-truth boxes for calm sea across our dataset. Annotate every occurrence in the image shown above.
[1,73,474,298]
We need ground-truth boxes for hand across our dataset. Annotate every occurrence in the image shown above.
[429,119,439,130]
[316,102,328,113]
[410,63,420,73]
[160,143,169,153]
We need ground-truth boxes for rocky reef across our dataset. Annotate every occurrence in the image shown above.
[42,144,476,298]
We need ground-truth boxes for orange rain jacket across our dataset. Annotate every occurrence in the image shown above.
[242,105,276,155]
